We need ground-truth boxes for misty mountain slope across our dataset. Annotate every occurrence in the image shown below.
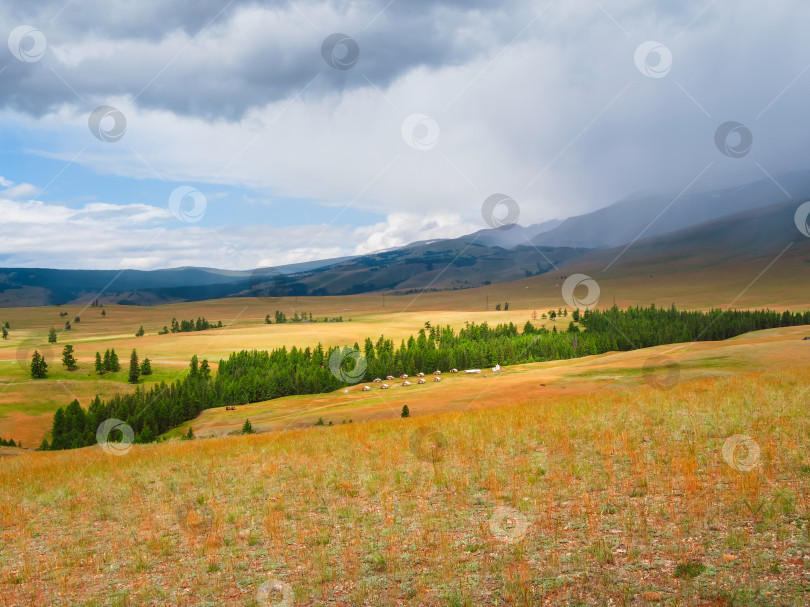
[531,170,810,249]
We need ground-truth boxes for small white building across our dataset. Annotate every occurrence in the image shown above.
[492,364,501,372]
[466,369,482,374]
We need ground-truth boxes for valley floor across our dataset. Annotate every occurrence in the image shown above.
[2,358,810,605]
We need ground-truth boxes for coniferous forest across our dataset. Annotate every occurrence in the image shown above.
[43,305,810,451]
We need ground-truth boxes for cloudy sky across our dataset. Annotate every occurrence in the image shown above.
[1,0,808,270]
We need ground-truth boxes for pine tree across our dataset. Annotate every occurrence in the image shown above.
[242,419,254,434]
[184,426,195,440]
[30,351,48,379]
[128,349,140,384]
[109,349,120,372]
[61,344,78,371]
[135,326,145,337]
[94,352,104,374]
[103,349,111,371]
[265,314,271,324]
[140,357,152,376]
[401,405,410,418]
[64,321,71,330]
[1,326,7,339]
[48,327,57,343]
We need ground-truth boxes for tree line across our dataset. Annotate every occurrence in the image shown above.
[41,305,809,451]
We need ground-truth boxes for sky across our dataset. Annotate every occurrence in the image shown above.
[1,0,809,270]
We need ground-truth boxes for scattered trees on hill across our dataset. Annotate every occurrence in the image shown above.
[95,349,121,374]
[43,305,810,451]
[61,345,78,371]
[30,351,47,379]
[159,317,221,333]
[0,436,19,447]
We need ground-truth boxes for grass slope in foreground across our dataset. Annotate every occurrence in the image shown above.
[1,367,808,605]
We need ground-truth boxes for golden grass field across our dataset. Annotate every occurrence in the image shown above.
[2,270,810,605]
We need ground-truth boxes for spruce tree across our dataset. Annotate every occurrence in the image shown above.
[48,327,57,343]
[401,405,410,418]
[64,320,71,330]
[128,349,140,384]
[94,352,104,374]
[103,349,111,371]
[30,351,48,379]
[1,326,7,339]
[140,357,152,376]
[61,344,78,371]
[135,326,145,337]
[242,419,254,434]
[109,349,120,372]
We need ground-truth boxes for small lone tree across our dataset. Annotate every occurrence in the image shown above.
[1,326,7,340]
[101,309,106,317]
[30,351,47,379]
[64,321,71,330]
[61,344,78,371]
[504,301,509,311]
[140,357,152,376]
[128,349,140,384]
[242,419,254,434]
[135,326,145,337]
[401,405,410,418]
[94,352,104,374]
[48,327,57,344]
[73,316,80,323]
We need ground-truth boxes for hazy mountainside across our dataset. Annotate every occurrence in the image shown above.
[1,172,808,307]
[530,170,810,249]
[459,218,564,248]
[555,198,809,279]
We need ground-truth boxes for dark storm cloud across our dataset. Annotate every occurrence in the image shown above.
[0,0,527,119]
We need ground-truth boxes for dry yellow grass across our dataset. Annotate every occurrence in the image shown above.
[1,365,809,605]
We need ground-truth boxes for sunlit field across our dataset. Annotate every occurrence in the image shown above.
[2,365,809,605]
